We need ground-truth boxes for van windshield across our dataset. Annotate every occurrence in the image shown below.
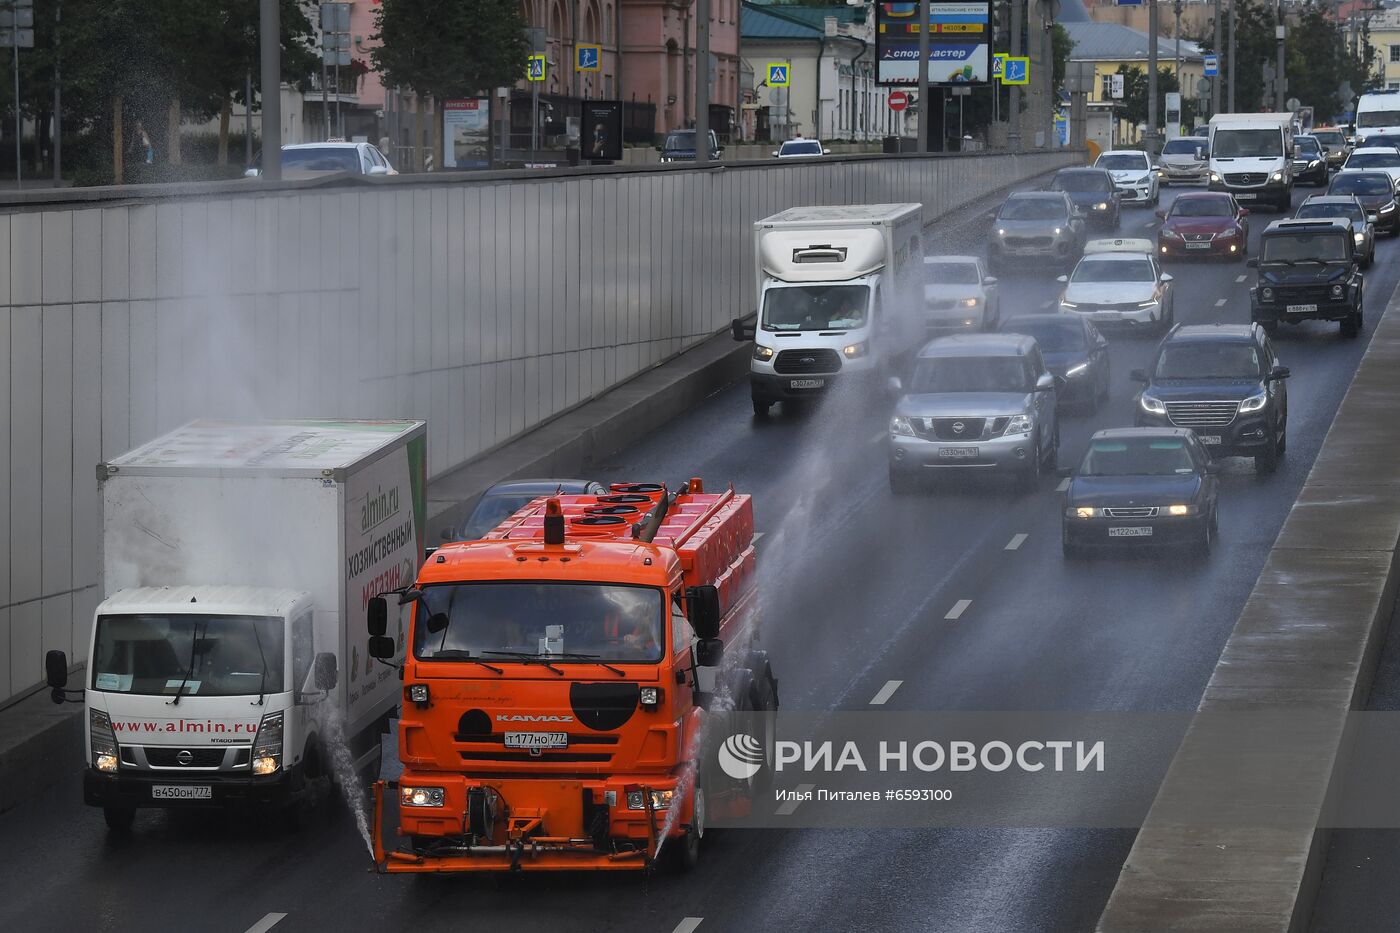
[909,356,1033,393]
[1358,110,1400,128]
[91,614,285,697]
[762,284,870,330]
[1212,129,1283,158]
[413,582,665,663]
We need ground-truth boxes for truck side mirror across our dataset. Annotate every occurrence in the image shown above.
[686,585,722,639]
[731,317,756,341]
[46,650,68,690]
[695,638,724,667]
[368,636,396,660]
[367,596,388,636]
[313,652,338,692]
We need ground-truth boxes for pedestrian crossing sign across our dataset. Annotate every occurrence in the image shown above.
[1002,56,1029,85]
[528,54,546,82]
[768,63,790,87]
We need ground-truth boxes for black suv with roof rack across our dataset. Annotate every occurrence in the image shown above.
[1248,218,1363,338]
[1132,323,1290,474]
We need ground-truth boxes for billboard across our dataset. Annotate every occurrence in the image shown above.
[877,1,991,86]
[443,98,492,169]
[580,100,624,162]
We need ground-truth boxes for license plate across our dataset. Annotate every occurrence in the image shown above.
[1108,526,1154,538]
[938,447,979,459]
[1093,311,1123,322]
[1185,242,1211,250]
[152,784,212,800]
[1199,435,1222,445]
[504,731,568,749]
[789,378,825,390]
[1286,304,1317,315]
[1235,193,1258,200]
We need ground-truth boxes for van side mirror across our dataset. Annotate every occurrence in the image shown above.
[367,596,388,637]
[46,650,68,690]
[1056,275,1068,284]
[686,585,722,639]
[367,636,396,660]
[313,652,338,692]
[731,317,756,341]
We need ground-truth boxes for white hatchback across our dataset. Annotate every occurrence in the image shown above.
[1095,150,1161,205]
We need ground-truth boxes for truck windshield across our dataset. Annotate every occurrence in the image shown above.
[1261,234,1348,263]
[1212,129,1283,158]
[414,582,665,663]
[91,614,285,697]
[1358,110,1400,128]
[762,284,869,331]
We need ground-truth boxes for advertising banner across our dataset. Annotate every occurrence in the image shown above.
[579,100,624,161]
[443,98,491,169]
[877,1,991,86]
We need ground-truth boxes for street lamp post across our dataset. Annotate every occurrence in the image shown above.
[1146,0,1159,156]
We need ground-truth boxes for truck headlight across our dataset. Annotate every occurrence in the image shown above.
[90,708,119,773]
[408,683,430,705]
[1004,414,1033,436]
[401,785,446,807]
[627,789,675,810]
[640,686,661,709]
[752,345,774,361]
[1139,394,1167,415]
[890,415,916,437]
[252,710,284,776]
[843,341,868,359]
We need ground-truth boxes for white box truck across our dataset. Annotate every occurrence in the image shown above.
[1355,91,1400,140]
[45,419,426,830]
[1207,113,1295,210]
[731,203,925,417]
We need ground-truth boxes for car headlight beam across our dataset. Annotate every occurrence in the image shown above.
[1239,392,1268,413]
[1139,394,1167,415]
[890,415,916,437]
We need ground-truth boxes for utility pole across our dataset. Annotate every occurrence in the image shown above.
[1228,0,1236,112]
[1173,0,1182,87]
[1211,0,1222,115]
[1275,0,1286,112]
[696,0,710,162]
[260,0,282,180]
[919,0,931,150]
[1008,0,1021,149]
[1147,0,1159,155]
[52,0,61,183]
[245,71,253,167]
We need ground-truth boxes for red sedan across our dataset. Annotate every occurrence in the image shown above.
[1156,192,1250,262]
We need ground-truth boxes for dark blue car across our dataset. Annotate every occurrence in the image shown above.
[1000,314,1109,413]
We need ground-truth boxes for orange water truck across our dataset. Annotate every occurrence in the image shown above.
[366,479,778,872]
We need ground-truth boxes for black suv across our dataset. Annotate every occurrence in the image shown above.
[1248,219,1363,338]
[1132,323,1290,474]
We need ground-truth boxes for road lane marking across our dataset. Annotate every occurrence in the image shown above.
[671,919,704,933]
[1215,298,1228,307]
[1056,477,1071,492]
[1142,220,1156,229]
[1006,533,1028,551]
[752,532,765,545]
[945,599,972,620]
[1236,274,1247,283]
[775,784,815,816]
[244,915,288,933]
[870,680,903,705]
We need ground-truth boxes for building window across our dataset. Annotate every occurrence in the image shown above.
[1390,82,1400,91]
[1391,45,1400,63]
[1101,74,1114,100]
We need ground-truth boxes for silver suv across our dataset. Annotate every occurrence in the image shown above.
[888,334,1060,492]
[988,191,1085,274]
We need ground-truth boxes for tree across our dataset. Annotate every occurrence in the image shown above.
[372,0,530,166]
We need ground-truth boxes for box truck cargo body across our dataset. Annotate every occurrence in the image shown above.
[48,420,426,829]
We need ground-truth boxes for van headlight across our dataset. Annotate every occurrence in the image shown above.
[1209,172,1221,183]
[843,341,868,359]
[752,345,774,361]
[252,711,284,776]
[890,415,916,437]
[1004,414,1032,436]
[401,785,446,807]
[1271,171,1283,182]
[90,708,119,773]
[1139,394,1167,415]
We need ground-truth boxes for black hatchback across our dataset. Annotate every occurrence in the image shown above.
[1132,323,1290,474]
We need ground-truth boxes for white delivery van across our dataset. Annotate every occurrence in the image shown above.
[46,419,426,830]
[1208,113,1295,210]
[732,203,925,416]
[1355,91,1400,140]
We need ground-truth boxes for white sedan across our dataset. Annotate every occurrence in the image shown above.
[1095,150,1161,206]
[1057,239,1175,332]
[773,139,830,158]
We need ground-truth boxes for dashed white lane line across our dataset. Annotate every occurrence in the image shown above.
[671,919,705,933]
[752,532,765,545]
[1142,219,1156,229]
[1215,298,1228,307]
[870,680,903,705]
[1056,477,1071,492]
[244,915,288,933]
[1236,274,1248,283]
[1005,533,1029,551]
[871,430,888,445]
[945,599,972,621]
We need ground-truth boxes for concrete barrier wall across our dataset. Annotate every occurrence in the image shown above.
[0,149,1078,705]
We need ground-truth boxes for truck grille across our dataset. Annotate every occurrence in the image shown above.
[143,747,228,768]
[1164,400,1240,427]
[1004,236,1053,248]
[1267,284,1333,303]
[774,348,841,374]
[1103,507,1159,519]
[1225,172,1268,186]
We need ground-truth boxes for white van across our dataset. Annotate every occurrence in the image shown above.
[1208,113,1295,210]
[1355,91,1400,141]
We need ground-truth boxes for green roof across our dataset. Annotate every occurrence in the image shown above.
[741,2,863,40]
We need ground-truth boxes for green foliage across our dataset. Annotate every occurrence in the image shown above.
[372,0,529,100]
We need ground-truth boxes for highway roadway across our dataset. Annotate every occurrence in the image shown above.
[0,178,1392,933]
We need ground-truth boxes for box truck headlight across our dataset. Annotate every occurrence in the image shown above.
[752,344,774,361]
[843,341,868,359]
[90,708,119,773]
[401,785,446,808]
[627,789,675,810]
[408,683,431,706]
[252,710,284,776]
[639,686,662,709]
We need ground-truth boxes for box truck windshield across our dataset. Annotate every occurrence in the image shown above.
[1358,108,1400,129]
[92,614,285,697]
[414,582,665,663]
[1214,129,1283,157]
[762,284,870,330]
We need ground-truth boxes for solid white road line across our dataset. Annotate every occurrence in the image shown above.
[1005,533,1028,551]
[945,599,972,621]
[1215,298,1228,307]
[870,680,903,705]
[671,919,705,933]
[1056,477,1071,492]
[244,915,288,933]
